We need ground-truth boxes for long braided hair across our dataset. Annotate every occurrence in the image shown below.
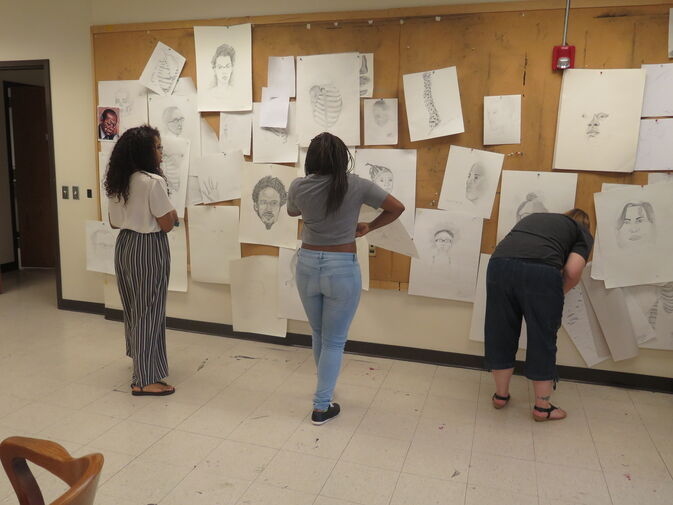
[304,132,352,215]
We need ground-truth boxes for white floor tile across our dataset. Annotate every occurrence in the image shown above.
[391,472,466,505]
[536,461,611,505]
[468,452,537,496]
[234,482,316,505]
[198,439,278,481]
[321,460,399,505]
[258,449,336,494]
[341,433,410,471]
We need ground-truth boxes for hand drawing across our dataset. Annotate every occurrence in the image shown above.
[366,163,394,193]
[616,201,656,249]
[465,163,486,202]
[208,43,235,98]
[162,106,185,137]
[252,175,288,230]
[309,83,342,128]
[262,127,289,143]
[515,192,548,222]
[201,177,220,203]
[98,108,119,141]
[422,71,441,133]
[585,112,609,138]
[430,228,455,266]
[359,54,371,97]
[647,282,673,329]
[151,48,182,94]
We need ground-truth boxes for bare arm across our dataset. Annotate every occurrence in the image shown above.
[356,194,405,237]
[156,209,178,233]
[562,252,586,294]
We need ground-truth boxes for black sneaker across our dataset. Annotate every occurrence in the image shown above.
[311,402,340,425]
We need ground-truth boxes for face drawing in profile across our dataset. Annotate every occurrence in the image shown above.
[210,43,235,94]
[252,175,287,230]
[616,201,656,249]
[516,192,548,222]
[586,112,608,138]
[430,228,456,266]
[465,162,486,202]
[367,163,393,193]
[162,106,185,137]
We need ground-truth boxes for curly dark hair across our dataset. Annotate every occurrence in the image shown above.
[104,125,164,203]
[252,176,287,206]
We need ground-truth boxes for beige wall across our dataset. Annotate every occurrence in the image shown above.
[0,69,45,265]
[3,0,669,378]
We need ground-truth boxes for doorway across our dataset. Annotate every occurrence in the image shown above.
[0,61,59,296]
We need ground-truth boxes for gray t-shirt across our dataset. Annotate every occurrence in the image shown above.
[288,173,388,245]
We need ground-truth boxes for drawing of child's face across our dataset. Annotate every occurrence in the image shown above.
[255,187,282,230]
[214,55,233,87]
[617,203,655,248]
[465,163,485,202]
[372,170,393,193]
[373,102,389,127]
[433,230,454,254]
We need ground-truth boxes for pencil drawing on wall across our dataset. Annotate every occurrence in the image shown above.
[139,42,185,96]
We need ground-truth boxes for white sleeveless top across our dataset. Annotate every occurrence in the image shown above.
[108,171,174,233]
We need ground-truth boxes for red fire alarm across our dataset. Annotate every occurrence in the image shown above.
[552,0,575,71]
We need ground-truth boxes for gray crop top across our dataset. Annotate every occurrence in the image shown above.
[287,173,388,245]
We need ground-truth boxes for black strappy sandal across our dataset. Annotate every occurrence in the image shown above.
[532,403,566,422]
[131,381,175,396]
[491,393,510,409]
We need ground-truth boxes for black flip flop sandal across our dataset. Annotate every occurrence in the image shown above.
[532,403,566,422]
[131,383,175,396]
[492,393,510,409]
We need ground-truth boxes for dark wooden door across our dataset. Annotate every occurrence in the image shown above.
[9,85,55,267]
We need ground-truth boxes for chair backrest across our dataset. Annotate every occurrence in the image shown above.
[0,437,104,505]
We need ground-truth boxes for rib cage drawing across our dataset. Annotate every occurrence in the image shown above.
[422,71,441,131]
[152,50,180,94]
[647,282,673,329]
[309,83,342,127]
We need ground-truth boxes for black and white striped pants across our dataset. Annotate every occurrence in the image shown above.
[114,229,170,387]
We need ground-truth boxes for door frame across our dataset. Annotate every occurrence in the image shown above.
[0,60,61,302]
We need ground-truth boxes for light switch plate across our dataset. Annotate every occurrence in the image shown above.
[61,186,69,199]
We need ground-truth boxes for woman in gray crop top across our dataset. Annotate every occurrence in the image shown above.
[287,132,404,425]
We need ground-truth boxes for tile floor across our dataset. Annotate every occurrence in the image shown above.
[0,270,671,505]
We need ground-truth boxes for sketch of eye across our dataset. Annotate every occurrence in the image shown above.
[262,127,289,143]
[586,112,608,138]
[309,83,342,128]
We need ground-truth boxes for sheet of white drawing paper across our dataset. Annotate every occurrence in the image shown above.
[364,98,398,146]
[296,52,360,147]
[356,237,370,291]
[173,77,197,96]
[581,267,638,361]
[148,94,200,166]
[408,208,483,302]
[624,283,673,350]
[438,145,504,220]
[635,118,673,171]
[159,136,190,218]
[403,66,464,142]
[278,242,308,322]
[590,183,633,281]
[260,87,289,128]
[98,147,112,224]
[469,254,527,349]
[253,102,298,164]
[359,53,374,98]
[194,24,252,112]
[562,284,611,367]
[594,181,673,287]
[623,290,656,345]
[188,205,240,284]
[648,172,673,184]
[553,69,646,173]
[641,63,673,116]
[167,220,188,292]
[296,147,307,177]
[219,111,252,155]
[230,256,287,337]
[200,117,220,157]
[185,176,203,206]
[484,95,521,145]
[497,170,578,242]
[239,163,299,248]
[359,206,418,258]
[268,56,295,98]
[353,149,416,236]
[139,42,185,96]
[98,80,148,133]
[85,221,119,275]
[196,151,244,204]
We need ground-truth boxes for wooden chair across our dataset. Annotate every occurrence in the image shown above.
[0,437,104,505]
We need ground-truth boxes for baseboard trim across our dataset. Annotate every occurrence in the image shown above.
[72,307,672,394]
[58,298,105,314]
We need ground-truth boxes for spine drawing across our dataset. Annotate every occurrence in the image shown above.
[422,71,441,131]
[151,50,179,94]
[647,282,673,329]
[310,83,342,128]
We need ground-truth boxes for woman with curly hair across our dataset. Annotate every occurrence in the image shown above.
[105,125,177,396]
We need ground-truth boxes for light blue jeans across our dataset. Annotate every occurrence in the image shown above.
[295,248,362,411]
